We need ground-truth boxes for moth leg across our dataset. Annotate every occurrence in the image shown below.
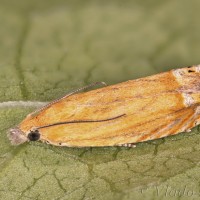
[117,143,136,148]
[29,81,107,116]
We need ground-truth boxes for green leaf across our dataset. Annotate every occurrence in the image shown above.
[1,0,200,199]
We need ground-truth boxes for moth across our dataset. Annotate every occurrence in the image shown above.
[8,65,200,147]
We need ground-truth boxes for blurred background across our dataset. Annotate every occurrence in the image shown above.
[1,0,200,200]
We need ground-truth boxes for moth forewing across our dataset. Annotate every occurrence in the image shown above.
[8,65,200,147]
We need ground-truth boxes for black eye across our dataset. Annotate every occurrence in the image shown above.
[27,130,40,141]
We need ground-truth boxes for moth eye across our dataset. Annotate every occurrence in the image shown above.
[27,130,40,141]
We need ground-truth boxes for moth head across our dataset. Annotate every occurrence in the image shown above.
[8,127,28,145]
[8,127,40,145]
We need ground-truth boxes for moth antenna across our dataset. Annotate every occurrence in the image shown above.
[29,82,107,117]
[35,114,126,130]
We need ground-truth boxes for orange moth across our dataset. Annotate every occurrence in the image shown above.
[8,65,200,147]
